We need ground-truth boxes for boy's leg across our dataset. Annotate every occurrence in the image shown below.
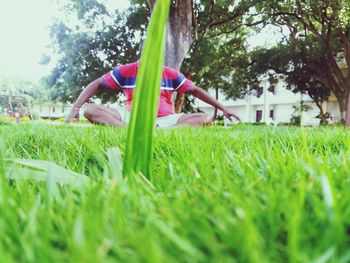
[171,113,212,127]
[84,104,125,127]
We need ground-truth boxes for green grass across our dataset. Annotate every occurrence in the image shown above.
[0,124,350,262]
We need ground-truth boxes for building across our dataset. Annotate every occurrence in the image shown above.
[31,102,71,119]
[31,101,122,120]
[195,78,342,126]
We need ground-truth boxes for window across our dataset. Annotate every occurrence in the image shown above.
[256,87,263,98]
[270,110,274,120]
[256,110,263,122]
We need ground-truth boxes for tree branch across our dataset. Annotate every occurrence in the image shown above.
[191,0,198,41]
[146,0,155,9]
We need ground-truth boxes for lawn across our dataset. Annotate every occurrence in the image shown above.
[0,124,350,262]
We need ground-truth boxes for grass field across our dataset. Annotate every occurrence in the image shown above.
[0,124,350,262]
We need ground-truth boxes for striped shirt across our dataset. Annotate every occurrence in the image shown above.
[103,61,194,117]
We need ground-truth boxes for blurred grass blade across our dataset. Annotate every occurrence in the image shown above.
[320,173,334,215]
[5,159,89,187]
[106,147,123,182]
[152,218,203,259]
[312,247,336,263]
[123,0,171,178]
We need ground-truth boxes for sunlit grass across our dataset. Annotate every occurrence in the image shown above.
[0,124,350,262]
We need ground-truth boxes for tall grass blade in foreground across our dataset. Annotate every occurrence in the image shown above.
[123,0,171,178]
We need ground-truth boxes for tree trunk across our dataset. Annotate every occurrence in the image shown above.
[345,88,350,126]
[321,50,350,124]
[174,92,185,113]
[212,87,219,120]
[315,101,327,125]
[148,0,195,113]
[164,3,193,70]
[339,31,350,126]
[174,67,195,113]
[331,90,346,122]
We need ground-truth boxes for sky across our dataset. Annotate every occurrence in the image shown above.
[0,0,130,81]
[0,0,58,80]
[0,0,281,82]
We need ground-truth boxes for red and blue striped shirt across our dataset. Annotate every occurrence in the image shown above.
[103,61,194,117]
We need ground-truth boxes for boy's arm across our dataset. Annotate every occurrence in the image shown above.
[189,86,240,121]
[65,77,105,123]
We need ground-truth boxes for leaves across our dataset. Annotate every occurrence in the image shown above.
[44,3,148,103]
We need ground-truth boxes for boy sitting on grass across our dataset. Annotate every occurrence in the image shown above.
[66,44,240,128]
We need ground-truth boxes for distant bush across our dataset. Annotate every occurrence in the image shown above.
[56,117,89,123]
[252,122,267,126]
[277,122,298,127]
[56,117,66,122]
[213,120,225,126]
[0,117,31,122]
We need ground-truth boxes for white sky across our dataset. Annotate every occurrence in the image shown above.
[0,0,130,81]
[0,0,58,80]
[0,0,280,82]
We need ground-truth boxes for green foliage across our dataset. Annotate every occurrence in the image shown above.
[238,41,330,97]
[123,0,171,179]
[251,0,350,118]
[230,34,333,123]
[45,0,254,105]
[0,75,48,118]
[1,124,350,262]
[183,33,249,99]
[0,75,49,102]
[44,1,149,102]
[180,0,255,101]
[290,101,313,125]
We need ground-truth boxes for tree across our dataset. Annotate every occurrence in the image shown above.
[182,33,248,118]
[46,0,253,112]
[254,0,350,126]
[0,74,48,117]
[290,100,313,125]
[43,0,149,102]
[143,0,254,112]
[0,74,48,102]
[231,38,333,125]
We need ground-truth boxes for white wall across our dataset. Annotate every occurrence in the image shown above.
[301,103,320,126]
[326,101,341,122]
[32,103,81,119]
[196,78,343,125]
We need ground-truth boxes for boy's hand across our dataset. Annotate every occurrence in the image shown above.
[65,108,80,123]
[222,108,240,122]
